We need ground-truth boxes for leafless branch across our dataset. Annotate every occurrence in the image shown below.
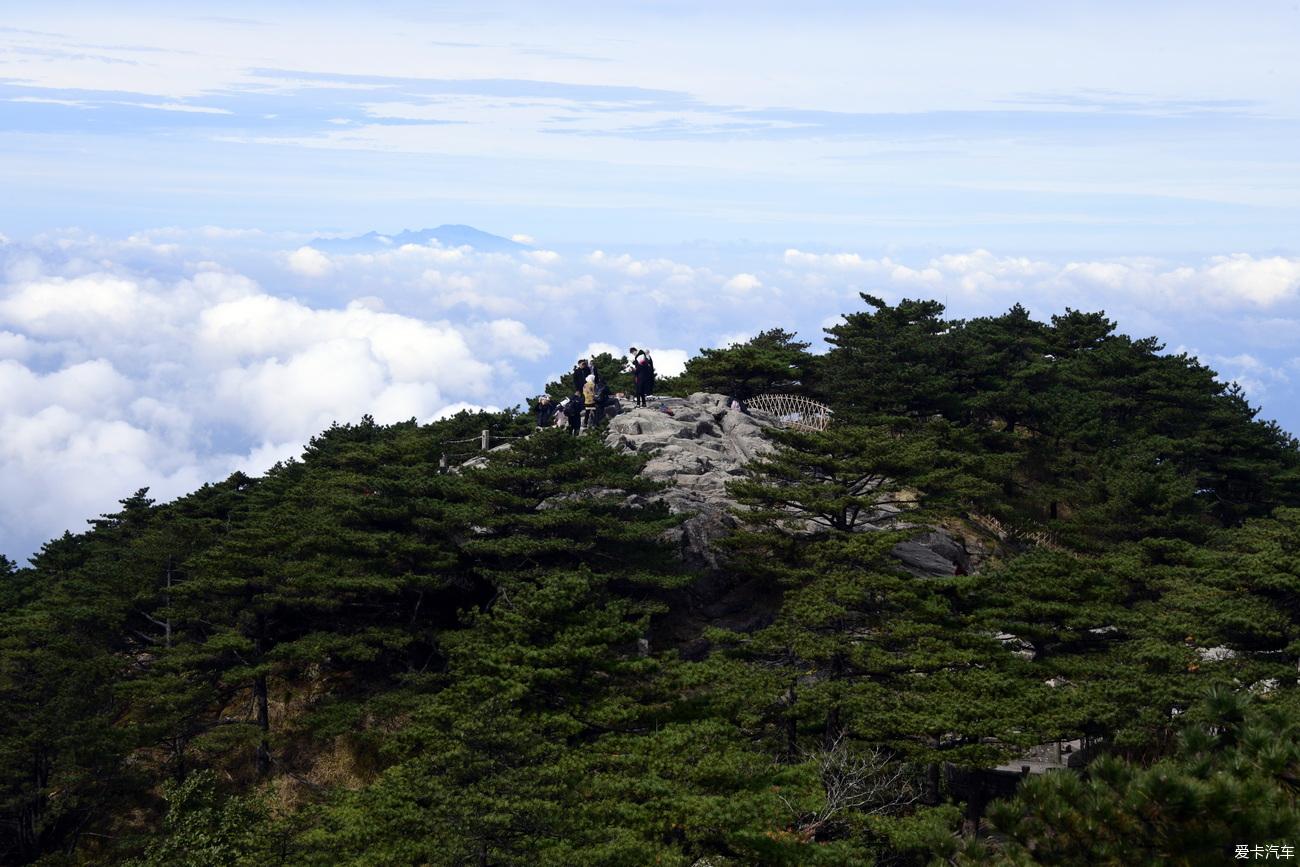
[781,733,921,839]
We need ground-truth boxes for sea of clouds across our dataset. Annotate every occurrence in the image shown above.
[2,228,1299,562]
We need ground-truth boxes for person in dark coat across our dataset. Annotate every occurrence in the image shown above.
[572,358,595,392]
[592,379,612,425]
[534,395,556,428]
[632,352,655,407]
[562,392,584,435]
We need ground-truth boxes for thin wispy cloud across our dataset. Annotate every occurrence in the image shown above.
[190,15,270,27]
[1,2,1297,249]
[0,25,65,37]
[1001,89,1263,115]
[4,45,142,65]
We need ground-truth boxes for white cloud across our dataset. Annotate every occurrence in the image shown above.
[783,249,874,269]
[644,347,689,377]
[4,231,1300,563]
[724,273,761,292]
[715,330,752,347]
[587,250,648,276]
[1207,352,1290,399]
[394,243,468,262]
[1199,254,1300,306]
[1055,255,1300,308]
[0,274,156,336]
[469,319,550,360]
[0,398,217,568]
[0,330,32,359]
[1061,260,1134,289]
[511,233,537,245]
[0,359,134,415]
[885,261,943,285]
[202,295,486,376]
[524,249,561,264]
[587,250,699,281]
[119,101,233,115]
[232,439,304,475]
[286,245,335,277]
[214,338,393,440]
[430,401,501,421]
[581,341,623,361]
[421,269,477,291]
[0,237,553,561]
[781,247,1300,310]
[197,294,493,440]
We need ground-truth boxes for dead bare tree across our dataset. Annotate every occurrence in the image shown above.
[779,733,921,840]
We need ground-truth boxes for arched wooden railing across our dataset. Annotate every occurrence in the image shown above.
[968,512,1067,553]
[746,393,833,432]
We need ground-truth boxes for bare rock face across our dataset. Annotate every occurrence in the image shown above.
[599,393,987,650]
[891,530,973,577]
[605,393,975,579]
[605,394,775,570]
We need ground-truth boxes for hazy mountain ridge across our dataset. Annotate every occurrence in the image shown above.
[308,224,529,253]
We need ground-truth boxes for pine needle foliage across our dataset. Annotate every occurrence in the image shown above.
[3,299,1300,865]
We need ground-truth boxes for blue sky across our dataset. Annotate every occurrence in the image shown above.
[2,1,1300,560]
[3,1,1299,249]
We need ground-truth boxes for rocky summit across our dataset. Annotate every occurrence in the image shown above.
[604,392,977,579]
[604,393,771,569]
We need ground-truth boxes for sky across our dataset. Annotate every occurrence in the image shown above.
[2,1,1300,561]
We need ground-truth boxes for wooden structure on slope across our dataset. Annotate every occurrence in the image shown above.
[746,393,833,432]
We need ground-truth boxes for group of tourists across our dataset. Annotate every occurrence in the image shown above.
[534,347,657,435]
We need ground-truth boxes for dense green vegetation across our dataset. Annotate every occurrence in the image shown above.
[3,295,1299,864]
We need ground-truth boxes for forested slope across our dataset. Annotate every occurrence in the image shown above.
[3,296,1299,865]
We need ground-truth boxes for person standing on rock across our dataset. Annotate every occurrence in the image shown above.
[582,374,598,431]
[593,378,613,426]
[563,392,583,435]
[534,394,556,429]
[572,358,595,392]
[633,351,655,407]
[622,348,641,382]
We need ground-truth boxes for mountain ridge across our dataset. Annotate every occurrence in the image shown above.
[309,224,529,253]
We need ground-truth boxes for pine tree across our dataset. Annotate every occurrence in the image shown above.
[959,690,1300,866]
[820,294,956,422]
[679,328,815,400]
[0,529,137,863]
[170,422,468,779]
[296,430,702,864]
[706,423,1017,857]
[949,304,1049,434]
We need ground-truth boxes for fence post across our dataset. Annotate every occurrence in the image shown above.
[481,429,490,451]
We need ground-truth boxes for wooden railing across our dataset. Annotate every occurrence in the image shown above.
[968,512,1066,553]
[438,429,528,471]
[747,393,833,432]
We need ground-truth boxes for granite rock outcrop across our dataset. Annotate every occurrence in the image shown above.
[603,393,977,578]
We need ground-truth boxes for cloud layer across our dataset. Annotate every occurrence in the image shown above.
[2,229,1299,562]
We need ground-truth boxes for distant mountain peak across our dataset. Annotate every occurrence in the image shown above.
[310,224,529,254]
